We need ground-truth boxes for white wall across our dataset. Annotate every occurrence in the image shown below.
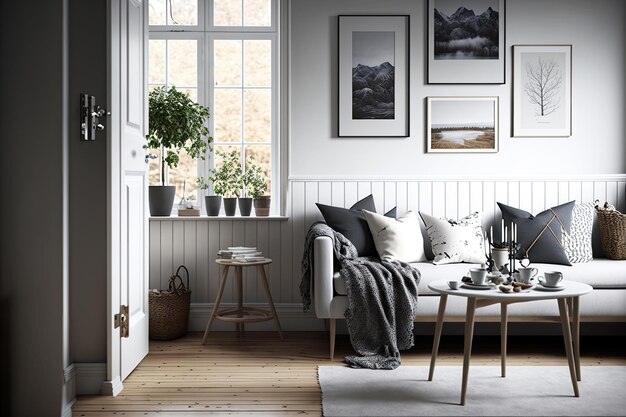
[289,0,626,177]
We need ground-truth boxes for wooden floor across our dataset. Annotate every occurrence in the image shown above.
[72,331,626,416]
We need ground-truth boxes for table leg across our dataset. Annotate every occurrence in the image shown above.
[202,265,229,345]
[428,294,448,381]
[558,298,580,397]
[501,302,508,378]
[236,266,243,337]
[460,297,477,406]
[259,264,283,339]
[572,297,581,381]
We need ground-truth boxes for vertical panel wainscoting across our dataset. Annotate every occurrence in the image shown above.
[149,176,626,331]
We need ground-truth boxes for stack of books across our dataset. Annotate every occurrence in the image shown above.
[217,246,265,262]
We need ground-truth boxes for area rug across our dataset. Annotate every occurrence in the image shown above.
[318,365,626,416]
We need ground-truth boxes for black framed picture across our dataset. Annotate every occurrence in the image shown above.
[338,15,409,137]
[427,0,505,84]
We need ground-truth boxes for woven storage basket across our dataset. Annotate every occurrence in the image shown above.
[149,265,191,340]
[596,208,626,260]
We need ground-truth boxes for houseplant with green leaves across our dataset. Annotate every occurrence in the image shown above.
[241,160,269,216]
[146,86,212,216]
[197,150,242,216]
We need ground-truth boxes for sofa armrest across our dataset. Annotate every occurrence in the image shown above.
[313,236,334,318]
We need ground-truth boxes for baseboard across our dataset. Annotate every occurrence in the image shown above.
[72,363,108,395]
[62,364,76,417]
[101,376,124,397]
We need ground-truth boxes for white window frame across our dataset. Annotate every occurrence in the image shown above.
[148,0,280,214]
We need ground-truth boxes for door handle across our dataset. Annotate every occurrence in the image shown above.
[145,153,158,164]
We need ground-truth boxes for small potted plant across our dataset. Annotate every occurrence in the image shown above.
[197,150,241,216]
[239,158,265,216]
[146,86,212,216]
[245,164,269,216]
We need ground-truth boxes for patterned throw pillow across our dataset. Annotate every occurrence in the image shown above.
[562,203,594,263]
[419,212,486,265]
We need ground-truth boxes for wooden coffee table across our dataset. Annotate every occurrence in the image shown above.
[427,280,593,405]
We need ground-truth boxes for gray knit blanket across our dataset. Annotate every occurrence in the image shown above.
[300,222,421,369]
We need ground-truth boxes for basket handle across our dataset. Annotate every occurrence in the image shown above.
[168,265,190,295]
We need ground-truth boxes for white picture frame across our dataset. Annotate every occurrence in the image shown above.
[513,44,572,137]
[426,96,499,153]
[427,0,505,84]
[338,15,409,137]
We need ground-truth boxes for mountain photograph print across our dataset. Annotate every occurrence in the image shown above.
[434,0,499,59]
[427,97,498,153]
[352,31,395,119]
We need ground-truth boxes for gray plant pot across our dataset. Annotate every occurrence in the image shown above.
[204,195,222,216]
[254,196,271,216]
[238,198,253,216]
[149,185,176,216]
[223,197,237,216]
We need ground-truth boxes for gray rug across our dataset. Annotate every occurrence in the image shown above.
[319,365,626,416]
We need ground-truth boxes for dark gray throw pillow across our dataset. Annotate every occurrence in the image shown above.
[316,195,395,257]
[498,201,575,266]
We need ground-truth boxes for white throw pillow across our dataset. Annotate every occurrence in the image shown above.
[419,211,486,265]
[362,210,427,263]
[562,203,594,263]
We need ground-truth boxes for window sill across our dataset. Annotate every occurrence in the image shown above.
[149,215,289,221]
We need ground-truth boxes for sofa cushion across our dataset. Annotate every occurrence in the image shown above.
[498,201,574,266]
[563,203,594,263]
[363,210,427,263]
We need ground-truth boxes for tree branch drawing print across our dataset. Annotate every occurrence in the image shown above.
[523,56,563,117]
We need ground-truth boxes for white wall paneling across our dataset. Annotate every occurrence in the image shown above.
[150,176,626,329]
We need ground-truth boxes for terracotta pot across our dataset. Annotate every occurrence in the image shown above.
[253,196,271,216]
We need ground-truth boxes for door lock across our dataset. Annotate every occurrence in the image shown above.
[81,93,110,141]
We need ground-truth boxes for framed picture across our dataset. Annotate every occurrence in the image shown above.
[427,0,505,84]
[426,96,499,153]
[513,45,572,137]
[338,15,409,137]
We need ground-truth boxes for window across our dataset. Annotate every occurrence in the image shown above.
[148,0,277,206]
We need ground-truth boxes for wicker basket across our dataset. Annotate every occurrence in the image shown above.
[596,207,626,260]
[149,265,191,340]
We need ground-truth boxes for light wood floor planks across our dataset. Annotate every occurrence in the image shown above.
[72,331,626,416]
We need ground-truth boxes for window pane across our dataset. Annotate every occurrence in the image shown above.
[244,89,271,142]
[178,87,198,102]
[214,89,242,142]
[169,0,198,26]
[214,144,242,168]
[149,0,166,25]
[244,0,271,27]
[244,40,271,87]
[214,0,242,26]
[149,40,166,84]
[214,40,242,87]
[169,151,199,203]
[149,158,161,186]
[168,40,197,87]
[244,144,271,194]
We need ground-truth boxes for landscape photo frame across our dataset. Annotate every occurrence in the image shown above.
[426,96,499,153]
[513,44,572,137]
[338,15,409,137]
[427,0,505,84]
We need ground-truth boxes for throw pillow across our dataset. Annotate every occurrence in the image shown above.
[363,210,427,263]
[316,195,393,257]
[419,211,486,265]
[562,203,594,263]
[498,201,575,266]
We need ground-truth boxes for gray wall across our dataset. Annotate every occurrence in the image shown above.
[290,0,626,177]
[0,1,67,415]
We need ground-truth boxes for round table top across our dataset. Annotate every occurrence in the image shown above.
[216,258,272,266]
[428,279,592,301]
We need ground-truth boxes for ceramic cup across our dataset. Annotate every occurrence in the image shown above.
[469,268,488,285]
[539,271,564,287]
[448,281,460,290]
[517,267,539,284]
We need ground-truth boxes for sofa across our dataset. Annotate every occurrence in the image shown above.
[312,234,626,360]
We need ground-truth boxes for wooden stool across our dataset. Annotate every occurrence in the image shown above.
[202,258,283,343]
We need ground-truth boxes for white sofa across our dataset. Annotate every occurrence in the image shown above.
[312,236,626,359]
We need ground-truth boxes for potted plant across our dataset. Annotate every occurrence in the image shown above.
[197,150,242,216]
[146,86,212,216]
[245,164,269,217]
[239,158,265,216]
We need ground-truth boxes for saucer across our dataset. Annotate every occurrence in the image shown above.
[462,282,496,290]
[534,283,566,291]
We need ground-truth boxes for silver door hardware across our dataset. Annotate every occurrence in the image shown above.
[114,304,129,338]
[81,93,110,141]
[143,145,159,164]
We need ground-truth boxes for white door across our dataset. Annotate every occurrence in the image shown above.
[105,0,149,394]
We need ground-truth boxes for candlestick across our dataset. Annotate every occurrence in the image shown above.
[501,219,504,245]
[504,226,508,245]
[490,226,493,245]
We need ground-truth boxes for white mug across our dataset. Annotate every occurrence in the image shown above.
[448,280,460,290]
[469,268,488,285]
[517,267,538,284]
[539,271,563,287]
